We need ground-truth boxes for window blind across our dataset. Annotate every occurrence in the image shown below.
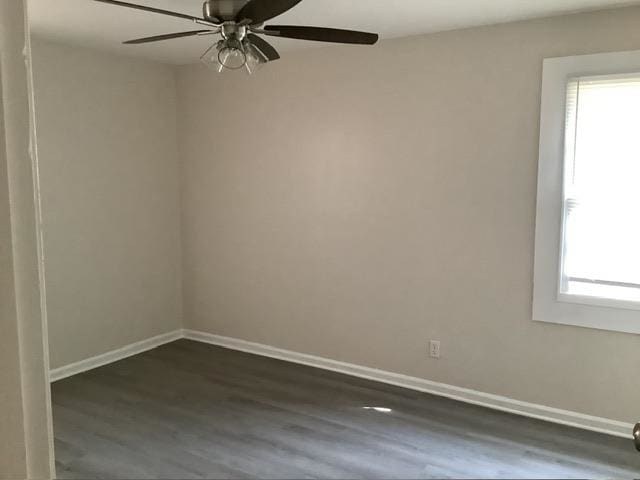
[561,74,640,302]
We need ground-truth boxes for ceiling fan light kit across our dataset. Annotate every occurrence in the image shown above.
[200,37,267,74]
[94,0,379,75]
[199,24,267,74]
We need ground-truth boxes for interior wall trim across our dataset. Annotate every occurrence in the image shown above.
[49,329,183,382]
[183,329,633,439]
[48,328,633,439]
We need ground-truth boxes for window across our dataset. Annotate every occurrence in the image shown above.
[560,74,640,307]
[534,50,640,334]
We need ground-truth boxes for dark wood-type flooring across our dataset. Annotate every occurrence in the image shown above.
[52,339,640,479]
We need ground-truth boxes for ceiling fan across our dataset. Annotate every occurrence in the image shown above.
[94,0,379,74]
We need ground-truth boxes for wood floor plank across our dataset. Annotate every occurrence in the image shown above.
[52,339,640,479]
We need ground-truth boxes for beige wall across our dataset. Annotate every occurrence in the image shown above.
[32,41,183,369]
[177,6,640,423]
[1,1,53,477]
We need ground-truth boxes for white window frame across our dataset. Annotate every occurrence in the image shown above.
[533,49,640,335]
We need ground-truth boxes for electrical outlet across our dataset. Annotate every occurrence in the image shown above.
[429,340,441,359]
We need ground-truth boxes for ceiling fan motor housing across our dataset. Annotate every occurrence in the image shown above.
[202,1,218,22]
[203,0,250,23]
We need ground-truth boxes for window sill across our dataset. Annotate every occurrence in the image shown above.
[557,293,640,313]
[534,291,640,335]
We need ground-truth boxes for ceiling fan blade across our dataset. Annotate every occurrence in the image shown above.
[93,0,205,23]
[263,25,379,45]
[124,30,213,45]
[235,0,303,24]
[247,34,280,61]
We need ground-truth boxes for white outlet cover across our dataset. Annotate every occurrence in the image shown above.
[429,340,441,358]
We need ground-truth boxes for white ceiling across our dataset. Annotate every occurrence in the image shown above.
[28,0,640,65]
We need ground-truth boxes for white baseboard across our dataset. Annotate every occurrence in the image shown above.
[49,329,183,382]
[49,328,633,439]
[183,329,633,439]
